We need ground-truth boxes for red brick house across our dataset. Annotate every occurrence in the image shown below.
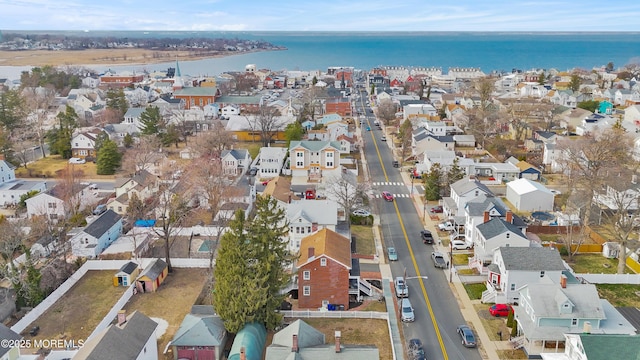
[297,229,372,309]
[99,73,144,89]
[173,87,221,109]
[324,98,352,117]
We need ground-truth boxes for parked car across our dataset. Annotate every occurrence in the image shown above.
[408,338,425,359]
[430,205,443,213]
[367,126,371,131]
[489,304,513,317]
[388,247,398,261]
[93,204,107,215]
[382,191,394,201]
[550,189,562,195]
[431,251,448,269]
[249,167,258,176]
[352,209,371,217]
[438,221,455,231]
[451,239,472,250]
[420,230,434,244]
[456,325,477,347]
[68,157,86,164]
[29,326,40,336]
[392,160,399,168]
[381,135,387,141]
[88,183,98,190]
[401,298,415,322]
[394,276,408,298]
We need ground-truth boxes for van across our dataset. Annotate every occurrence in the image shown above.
[401,299,415,322]
[393,160,399,168]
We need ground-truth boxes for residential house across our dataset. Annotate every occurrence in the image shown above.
[512,273,636,357]
[559,108,592,129]
[623,104,640,129]
[403,103,438,120]
[123,107,146,129]
[265,319,379,360]
[474,162,520,184]
[336,134,357,153]
[443,176,494,218]
[103,123,139,146]
[514,160,542,181]
[598,100,614,115]
[31,234,57,259]
[71,128,105,159]
[70,210,123,258]
[99,71,144,89]
[257,147,287,179]
[470,214,531,270]
[524,137,544,152]
[25,183,95,221]
[540,333,640,360]
[481,247,566,304]
[462,195,509,247]
[171,305,228,360]
[453,134,476,147]
[0,324,21,360]
[0,159,46,207]
[220,149,251,176]
[110,170,160,215]
[414,135,455,157]
[74,310,158,360]
[286,199,338,251]
[576,113,617,136]
[543,142,562,172]
[324,97,352,117]
[506,178,555,212]
[262,176,301,207]
[297,229,372,309]
[136,258,168,293]
[173,86,220,109]
[113,261,139,287]
[289,140,342,182]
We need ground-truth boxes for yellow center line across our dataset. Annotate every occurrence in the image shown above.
[371,126,449,360]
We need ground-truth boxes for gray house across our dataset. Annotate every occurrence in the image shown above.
[171,305,228,360]
[70,210,123,258]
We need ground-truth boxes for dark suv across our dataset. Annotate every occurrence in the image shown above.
[421,230,434,244]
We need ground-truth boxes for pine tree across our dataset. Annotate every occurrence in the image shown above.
[506,307,515,328]
[446,158,466,190]
[424,163,443,201]
[96,138,122,175]
[139,106,163,136]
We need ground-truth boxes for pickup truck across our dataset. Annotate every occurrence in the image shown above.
[431,251,449,269]
[438,221,455,232]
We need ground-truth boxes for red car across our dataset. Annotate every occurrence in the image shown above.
[489,304,513,317]
[382,191,394,201]
[430,205,443,213]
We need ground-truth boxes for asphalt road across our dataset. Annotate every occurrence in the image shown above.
[357,93,482,360]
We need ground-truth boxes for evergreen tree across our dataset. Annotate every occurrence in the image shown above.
[213,196,292,332]
[123,133,134,148]
[284,121,304,147]
[139,106,163,136]
[0,88,26,136]
[537,72,546,85]
[506,307,515,328]
[106,88,129,115]
[93,131,110,154]
[424,163,443,201]
[50,105,78,159]
[446,158,466,189]
[569,74,581,92]
[96,138,122,175]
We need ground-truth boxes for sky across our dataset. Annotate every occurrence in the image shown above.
[1,0,640,32]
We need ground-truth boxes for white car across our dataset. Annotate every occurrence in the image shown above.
[352,209,371,217]
[68,157,86,164]
[550,189,562,196]
[451,239,472,250]
[380,135,387,141]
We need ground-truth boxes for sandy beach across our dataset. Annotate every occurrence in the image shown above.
[0,48,235,67]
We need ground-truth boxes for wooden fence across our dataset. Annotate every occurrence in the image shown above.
[627,257,640,274]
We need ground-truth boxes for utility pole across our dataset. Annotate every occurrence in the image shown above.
[449,240,453,283]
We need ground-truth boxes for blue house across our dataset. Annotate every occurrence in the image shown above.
[71,210,123,258]
[598,100,613,115]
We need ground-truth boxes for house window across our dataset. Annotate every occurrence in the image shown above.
[303,286,310,296]
[118,206,122,212]
[303,270,310,280]
[48,202,57,209]
[506,233,510,238]
[540,271,545,278]
[572,318,577,326]
[320,258,327,266]
[510,283,515,291]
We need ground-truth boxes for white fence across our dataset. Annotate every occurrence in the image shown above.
[280,310,388,320]
[11,258,210,334]
[577,273,640,285]
[87,284,135,342]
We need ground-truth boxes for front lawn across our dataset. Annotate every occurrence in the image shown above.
[351,225,375,255]
[464,283,486,300]
[453,253,470,266]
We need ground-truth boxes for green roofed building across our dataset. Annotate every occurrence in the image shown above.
[228,322,267,360]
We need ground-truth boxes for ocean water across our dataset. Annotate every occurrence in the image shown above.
[1,31,640,77]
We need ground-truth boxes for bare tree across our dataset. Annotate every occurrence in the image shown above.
[120,135,163,175]
[22,85,55,159]
[377,99,397,126]
[474,77,495,111]
[192,121,236,158]
[254,105,285,147]
[324,172,369,224]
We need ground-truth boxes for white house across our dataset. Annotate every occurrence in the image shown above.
[220,149,251,176]
[286,199,338,252]
[540,333,640,360]
[482,246,566,304]
[0,159,46,207]
[257,146,287,179]
[25,184,95,221]
[471,214,531,269]
[506,178,554,212]
[443,176,494,218]
[122,107,146,129]
[289,141,342,182]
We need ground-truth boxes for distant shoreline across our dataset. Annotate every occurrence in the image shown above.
[0,48,279,68]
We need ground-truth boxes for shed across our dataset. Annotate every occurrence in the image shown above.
[505,178,554,212]
[602,242,620,259]
[228,322,267,360]
[113,261,139,287]
[172,305,227,360]
[135,258,168,293]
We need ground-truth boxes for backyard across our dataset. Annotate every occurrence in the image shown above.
[122,267,209,360]
[564,253,633,274]
[15,155,115,180]
[22,270,127,346]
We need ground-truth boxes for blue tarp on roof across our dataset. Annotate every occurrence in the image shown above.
[134,219,156,227]
[228,322,267,360]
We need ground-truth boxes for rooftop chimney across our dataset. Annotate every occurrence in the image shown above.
[335,331,341,353]
[506,211,513,224]
[308,247,315,259]
[560,274,567,288]
[240,347,246,360]
[292,334,299,353]
[483,211,490,223]
[117,309,127,326]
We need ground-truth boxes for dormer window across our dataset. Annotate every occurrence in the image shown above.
[540,271,545,277]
